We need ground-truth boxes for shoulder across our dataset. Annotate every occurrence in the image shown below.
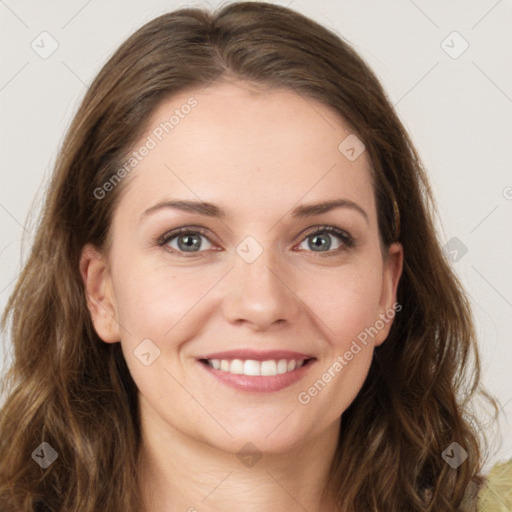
[476,459,512,511]
[420,460,511,512]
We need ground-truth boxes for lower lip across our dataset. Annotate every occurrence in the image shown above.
[198,359,315,393]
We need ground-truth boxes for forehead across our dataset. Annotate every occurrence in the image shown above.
[116,80,376,223]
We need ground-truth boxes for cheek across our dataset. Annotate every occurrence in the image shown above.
[299,267,383,415]
[297,260,384,345]
[110,257,209,396]
[111,254,213,339]
[295,271,382,420]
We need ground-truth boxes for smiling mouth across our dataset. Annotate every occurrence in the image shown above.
[199,357,315,377]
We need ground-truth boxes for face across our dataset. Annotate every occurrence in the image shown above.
[81,80,403,455]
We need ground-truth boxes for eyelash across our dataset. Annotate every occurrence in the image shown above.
[157,225,355,259]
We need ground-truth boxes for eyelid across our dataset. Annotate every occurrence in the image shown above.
[157,225,214,246]
[297,225,353,243]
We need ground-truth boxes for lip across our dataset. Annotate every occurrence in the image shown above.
[197,356,316,393]
[197,349,314,361]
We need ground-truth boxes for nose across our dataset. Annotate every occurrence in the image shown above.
[220,245,301,331]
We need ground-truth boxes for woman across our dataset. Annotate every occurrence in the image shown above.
[0,2,502,511]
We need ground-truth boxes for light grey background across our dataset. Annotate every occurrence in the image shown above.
[1,0,511,470]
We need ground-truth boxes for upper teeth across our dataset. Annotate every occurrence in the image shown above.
[206,359,306,376]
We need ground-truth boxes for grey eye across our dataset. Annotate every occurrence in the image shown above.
[166,232,212,252]
[298,231,343,252]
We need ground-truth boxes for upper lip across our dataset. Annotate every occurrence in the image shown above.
[198,349,315,361]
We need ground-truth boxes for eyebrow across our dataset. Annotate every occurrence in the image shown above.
[140,198,369,224]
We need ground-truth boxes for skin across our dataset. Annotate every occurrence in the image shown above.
[80,80,403,512]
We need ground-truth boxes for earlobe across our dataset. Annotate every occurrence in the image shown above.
[374,242,404,346]
[79,243,120,343]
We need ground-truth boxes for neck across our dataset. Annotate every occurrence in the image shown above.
[136,396,341,512]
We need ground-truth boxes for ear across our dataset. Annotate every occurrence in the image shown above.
[373,242,404,347]
[79,243,120,343]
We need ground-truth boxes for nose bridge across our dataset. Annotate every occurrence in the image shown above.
[221,235,300,328]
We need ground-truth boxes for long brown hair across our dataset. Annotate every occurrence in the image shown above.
[0,2,500,510]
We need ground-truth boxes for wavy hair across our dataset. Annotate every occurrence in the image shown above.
[0,2,500,510]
